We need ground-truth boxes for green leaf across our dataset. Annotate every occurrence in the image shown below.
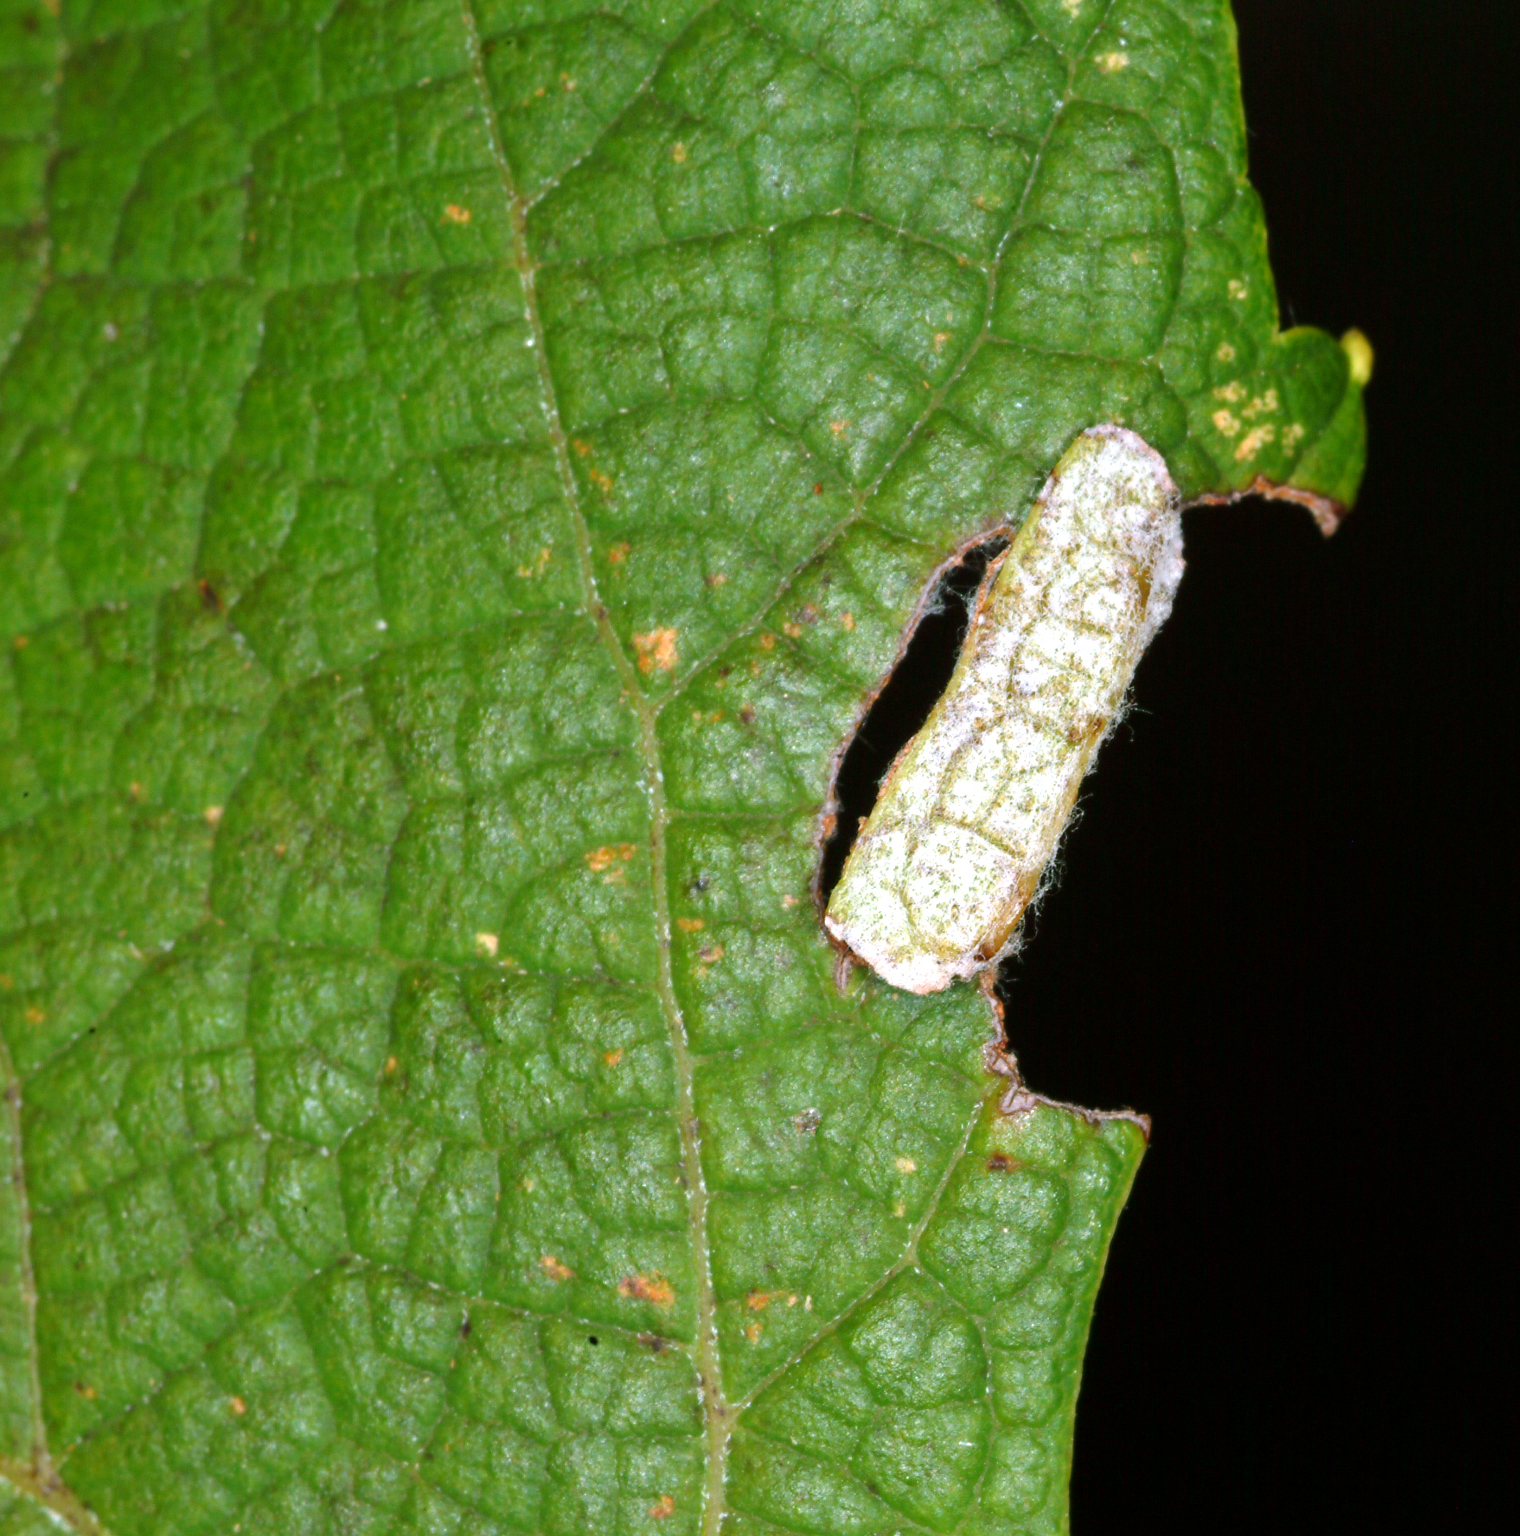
[0,1,1364,1532]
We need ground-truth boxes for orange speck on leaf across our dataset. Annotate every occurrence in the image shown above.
[829,419,851,436]
[759,632,776,651]
[588,467,614,494]
[541,1254,574,1282]
[745,1289,771,1311]
[475,932,499,958]
[442,204,471,224]
[603,1048,624,1067]
[671,141,688,163]
[384,1056,399,1074]
[607,541,631,563]
[705,570,727,587]
[229,1396,247,1415]
[618,1272,675,1306]
[648,1495,676,1520]
[203,805,224,828]
[783,622,802,639]
[572,439,592,456]
[676,917,705,933]
[75,1382,96,1400]
[633,627,679,674]
[697,942,725,965]
[12,635,27,649]
[23,1006,45,1025]
[744,1321,763,1342]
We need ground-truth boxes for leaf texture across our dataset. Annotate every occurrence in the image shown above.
[0,0,1365,1531]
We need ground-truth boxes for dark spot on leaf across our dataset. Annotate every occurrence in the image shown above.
[197,578,223,613]
[794,1107,822,1135]
[460,1318,472,1337]
[739,705,756,725]
[588,1335,599,1346]
[986,1153,1022,1173]
[813,482,824,493]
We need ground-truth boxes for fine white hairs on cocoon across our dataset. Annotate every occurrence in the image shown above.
[824,424,1183,994]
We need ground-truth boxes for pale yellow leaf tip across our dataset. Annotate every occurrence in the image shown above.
[1341,328,1374,388]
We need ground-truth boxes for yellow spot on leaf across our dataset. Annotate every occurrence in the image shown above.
[475,932,499,958]
[746,1290,771,1311]
[541,1254,574,1282]
[1227,278,1249,301]
[585,844,636,873]
[633,628,679,673]
[932,331,950,352]
[384,1055,398,1074]
[603,1048,624,1067]
[759,632,776,651]
[560,72,576,90]
[1234,424,1276,461]
[618,1272,675,1306]
[840,611,855,632]
[23,1006,45,1025]
[229,1395,247,1415]
[1214,380,1245,403]
[1212,409,1241,437]
[671,142,688,163]
[442,204,471,224]
[1095,50,1128,72]
[1242,388,1279,419]
[829,419,851,436]
[783,622,802,639]
[743,1322,763,1342]
[588,467,614,494]
[676,917,705,933]
[202,804,223,828]
[706,570,727,587]
[11,635,27,650]
[895,1155,918,1174]
[1282,422,1306,452]
[1216,341,1236,363]
[781,894,799,908]
[648,1495,676,1520]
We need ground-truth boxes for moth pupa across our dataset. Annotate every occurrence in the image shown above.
[824,424,1183,994]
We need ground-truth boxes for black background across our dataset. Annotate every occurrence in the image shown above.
[1026,6,1504,1530]
[837,6,1508,1531]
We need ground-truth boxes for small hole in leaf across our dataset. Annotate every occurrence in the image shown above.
[818,535,1008,905]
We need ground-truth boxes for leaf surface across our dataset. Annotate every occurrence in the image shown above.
[0,1,1364,1531]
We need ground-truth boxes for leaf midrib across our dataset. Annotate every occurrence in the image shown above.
[460,4,1110,1528]
[456,2,739,1526]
